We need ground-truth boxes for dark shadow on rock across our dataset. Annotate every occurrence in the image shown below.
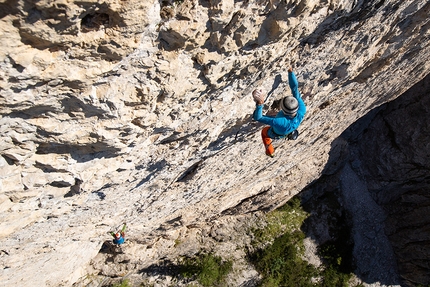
[198,0,210,9]
[301,0,386,47]
[206,117,261,153]
[191,58,213,89]
[156,216,183,232]
[77,1,127,29]
[9,0,126,58]
[138,259,182,277]
[7,55,25,73]
[96,41,124,62]
[91,191,106,200]
[36,141,122,163]
[4,105,60,119]
[158,29,186,51]
[18,28,68,52]
[8,79,85,94]
[134,159,169,189]
[10,2,76,50]
[299,72,430,286]
[9,80,48,93]
[158,131,198,145]
[255,1,291,46]
[64,178,83,198]
[220,186,273,216]
[99,240,125,257]
[265,74,282,102]
[4,92,109,121]
[176,161,202,183]
[81,12,109,32]
[34,161,67,173]
[49,180,72,188]
[238,278,260,287]
[0,0,20,19]
[61,94,109,119]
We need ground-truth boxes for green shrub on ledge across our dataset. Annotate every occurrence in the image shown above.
[249,196,360,287]
[180,253,233,287]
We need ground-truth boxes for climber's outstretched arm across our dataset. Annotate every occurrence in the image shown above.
[288,68,306,116]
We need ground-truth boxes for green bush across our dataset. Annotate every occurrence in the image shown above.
[249,196,360,287]
[180,253,233,287]
[112,279,131,287]
[252,197,309,247]
[320,266,351,287]
[250,231,318,286]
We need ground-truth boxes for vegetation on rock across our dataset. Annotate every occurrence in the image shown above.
[180,253,233,287]
[249,197,362,287]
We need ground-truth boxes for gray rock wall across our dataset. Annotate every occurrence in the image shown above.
[355,73,430,286]
[301,73,430,287]
[0,0,429,285]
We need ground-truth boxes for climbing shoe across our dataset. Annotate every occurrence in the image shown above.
[287,130,299,140]
[266,151,275,158]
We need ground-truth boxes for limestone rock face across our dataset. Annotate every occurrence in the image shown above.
[0,0,429,286]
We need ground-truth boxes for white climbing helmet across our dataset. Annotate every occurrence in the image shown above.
[280,96,298,116]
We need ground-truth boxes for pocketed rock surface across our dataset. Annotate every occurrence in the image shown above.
[0,0,429,286]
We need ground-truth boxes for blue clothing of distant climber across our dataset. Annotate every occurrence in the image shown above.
[114,235,125,245]
[252,67,307,157]
[111,223,127,245]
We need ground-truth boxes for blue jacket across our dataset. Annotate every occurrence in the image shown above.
[253,71,306,138]
[113,236,125,245]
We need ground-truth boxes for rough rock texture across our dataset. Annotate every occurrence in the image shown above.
[301,73,430,287]
[0,0,429,286]
[352,73,430,286]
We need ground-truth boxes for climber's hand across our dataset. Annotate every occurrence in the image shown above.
[252,89,265,105]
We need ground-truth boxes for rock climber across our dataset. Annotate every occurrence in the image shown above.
[110,223,127,245]
[252,67,307,157]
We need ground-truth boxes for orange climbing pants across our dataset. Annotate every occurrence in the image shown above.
[261,126,275,156]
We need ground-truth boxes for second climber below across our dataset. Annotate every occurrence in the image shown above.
[252,67,307,157]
